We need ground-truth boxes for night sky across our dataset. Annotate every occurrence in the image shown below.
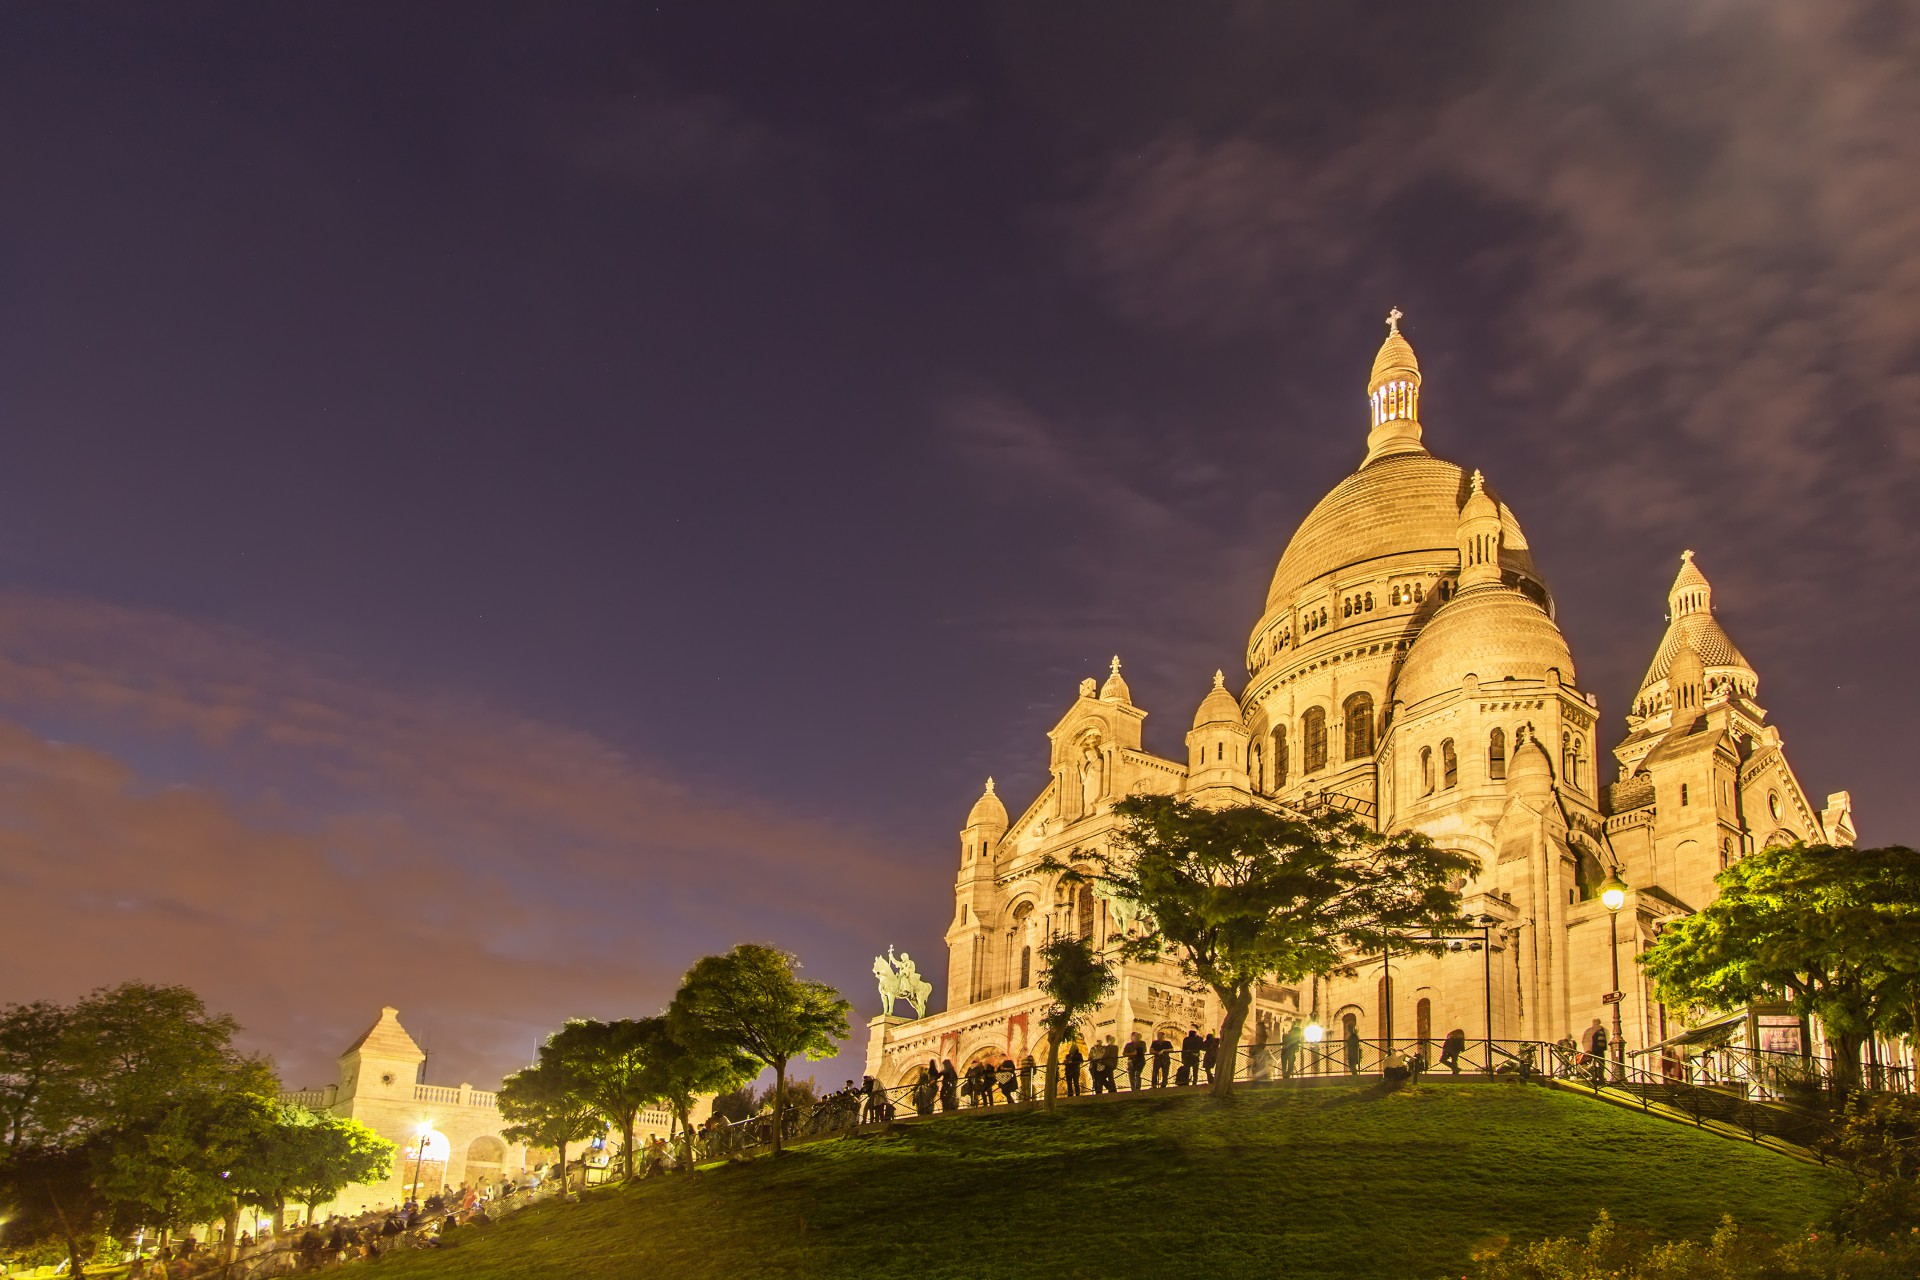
[1,2,1914,1090]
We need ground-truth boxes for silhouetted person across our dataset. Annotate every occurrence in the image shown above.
[939,1060,959,1112]
[1201,1031,1220,1084]
[1179,1027,1203,1086]
[1064,1043,1085,1097]
[1281,1021,1304,1078]
[1439,1028,1467,1075]
[1124,1033,1147,1091]
[1150,1033,1173,1087]
[1344,1023,1362,1075]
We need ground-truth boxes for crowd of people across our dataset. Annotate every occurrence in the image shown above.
[122,1173,567,1277]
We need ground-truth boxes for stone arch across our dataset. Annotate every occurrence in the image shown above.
[463,1135,507,1190]
[1343,691,1375,760]
[1301,705,1329,774]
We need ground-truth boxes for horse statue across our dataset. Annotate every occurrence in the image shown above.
[873,946,932,1019]
[1091,876,1152,936]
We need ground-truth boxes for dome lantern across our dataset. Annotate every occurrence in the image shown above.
[1456,470,1504,591]
[1100,655,1132,705]
[1364,307,1425,465]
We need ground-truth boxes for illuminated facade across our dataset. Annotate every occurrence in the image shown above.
[866,316,1855,1084]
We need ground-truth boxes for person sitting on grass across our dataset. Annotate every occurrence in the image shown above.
[1382,1048,1411,1083]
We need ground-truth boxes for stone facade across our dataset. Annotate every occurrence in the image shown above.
[866,316,1855,1085]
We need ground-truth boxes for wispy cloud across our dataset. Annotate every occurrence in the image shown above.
[0,593,900,1088]
[1060,0,1920,653]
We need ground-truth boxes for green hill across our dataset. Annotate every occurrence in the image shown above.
[380,1082,1846,1280]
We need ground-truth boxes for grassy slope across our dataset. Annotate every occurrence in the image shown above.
[379,1083,1847,1280]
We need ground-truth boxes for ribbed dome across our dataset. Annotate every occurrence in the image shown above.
[1263,454,1541,614]
[1191,670,1241,728]
[1370,330,1420,392]
[1507,737,1554,793]
[1394,585,1574,708]
[1099,655,1132,704]
[1636,612,1750,696]
[965,778,1008,829]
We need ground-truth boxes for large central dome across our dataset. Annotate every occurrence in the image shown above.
[1260,318,1545,617]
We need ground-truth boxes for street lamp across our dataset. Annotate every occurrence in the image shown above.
[1472,914,1499,1074]
[409,1121,433,1211]
[1302,1020,1325,1076]
[1600,873,1628,1084]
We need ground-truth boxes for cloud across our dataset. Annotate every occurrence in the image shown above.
[558,87,827,227]
[1059,0,1920,653]
[0,593,901,1089]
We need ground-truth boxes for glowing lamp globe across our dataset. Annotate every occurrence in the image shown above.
[1599,875,1627,913]
[1302,1021,1325,1044]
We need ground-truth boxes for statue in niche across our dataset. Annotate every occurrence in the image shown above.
[1077,730,1107,807]
[1092,876,1152,936]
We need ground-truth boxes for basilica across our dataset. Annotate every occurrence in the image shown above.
[865,315,1855,1086]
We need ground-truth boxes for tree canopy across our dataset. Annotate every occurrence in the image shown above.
[1071,796,1476,1096]
[1641,842,1920,1089]
[668,944,850,1154]
[1035,936,1115,1110]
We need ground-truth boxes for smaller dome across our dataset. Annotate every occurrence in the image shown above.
[1370,329,1420,394]
[1100,655,1132,704]
[1507,737,1554,795]
[1191,670,1241,728]
[965,777,1008,829]
[1395,586,1574,708]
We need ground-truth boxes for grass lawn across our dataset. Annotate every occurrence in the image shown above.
[376,1081,1847,1280]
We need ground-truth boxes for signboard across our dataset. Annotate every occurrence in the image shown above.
[1601,991,1624,1005]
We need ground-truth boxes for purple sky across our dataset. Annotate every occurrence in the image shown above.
[0,1,1914,1090]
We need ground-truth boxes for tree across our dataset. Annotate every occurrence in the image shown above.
[1035,937,1116,1111]
[498,1052,602,1193]
[0,1001,71,1154]
[668,945,850,1155]
[547,1019,661,1181]
[0,983,272,1277]
[1642,843,1920,1091]
[235,1106,393,1231]
[631,1016,756,1173]
[1067,796,1476,1097]
[100,1082,281,1262]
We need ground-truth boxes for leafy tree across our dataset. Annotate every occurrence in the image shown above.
[0,1000,71,1154]
[0,983,272,1276]
[632,1016,756,1172]
[287,1111,393,1222]
[1035,937,1116,1111]
[1065,797,1475,1097]
[668,945,850,1155]
[707,1086,756,1124]
[498,1052,603,1192]
[100,1083,281,1262]
[1642,843,1920,1091]
[547,1019,661,1181]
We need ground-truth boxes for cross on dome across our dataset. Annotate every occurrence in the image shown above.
[1386,306,1403,335]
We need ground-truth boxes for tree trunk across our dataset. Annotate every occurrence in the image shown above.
[48,1186,86,1280]
[557,1140,568,1194]
[621,1109,636,1181]
[1833,1030,1865,1092]
[671,1099,694,1174]
[221,1200,240,1263]
[272,1195,287,1236]
[1042,1039,1060,1112]
[770,1059,787,1155]
[1211,987,1252,1099]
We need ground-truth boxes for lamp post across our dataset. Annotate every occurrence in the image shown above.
[409,1121,433,1211]
[1473,914,1498,1074]
[1600,873,1628,1084]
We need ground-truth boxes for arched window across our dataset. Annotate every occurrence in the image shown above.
[1441,739,1458,789]
[1364,591,1373,611]
[1302,707,1328,773]
[1680,783,1689,806]
[1420,747,1434,795]
[1011,902,1034,990]
[1343,692,1375,759]
[1077,885,1095,940]
[1720,838,1733,871]
[1272,729,1289,789]
[1019,946,1032,989]
[1249,742,1263,790]
[1488,728,1506,781]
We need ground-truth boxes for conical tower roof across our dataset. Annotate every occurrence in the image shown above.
[1635,551,1753,699]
